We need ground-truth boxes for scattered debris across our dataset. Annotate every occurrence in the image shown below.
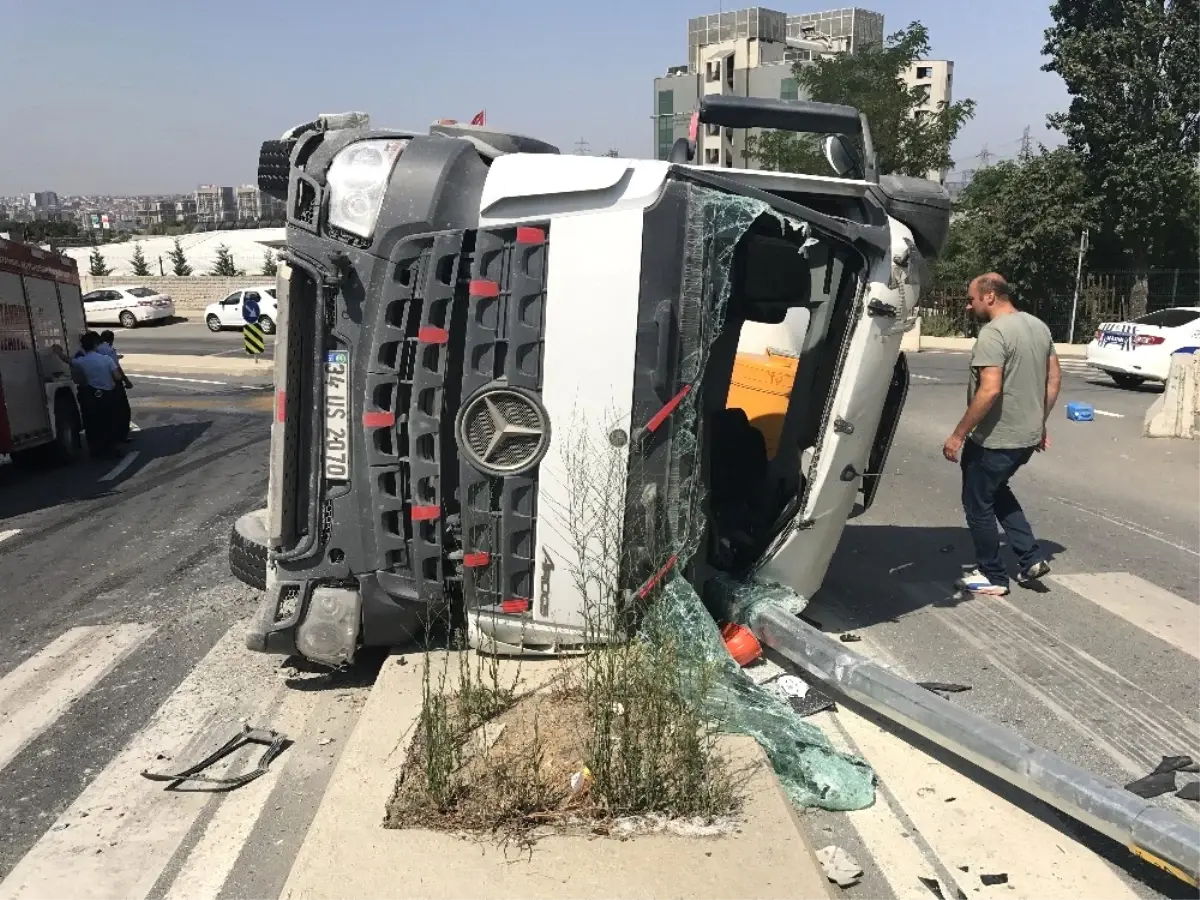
[958,865,970,873]
[918,682,972,694]
[816,845,863,888]
[1125,771,1177,799]
[839,633,863,643]
[945,796,957,803]
[939,544,955,554]
[768,675,810,700]
[1176,782,1200,802]
[980,873,1009,886]
[889,562,914,574]
[396,656,408,666]
[141,726,288,792]
[918,875,946,898]
[317,737,334,747]
[1124,756,1196,799]
[788,690,837,718]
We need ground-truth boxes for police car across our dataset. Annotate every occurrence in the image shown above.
[1086,307,1200,388]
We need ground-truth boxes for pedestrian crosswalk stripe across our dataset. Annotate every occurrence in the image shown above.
[1050,573,1199,658]
[0,625,154,774]
[0,623,281,900]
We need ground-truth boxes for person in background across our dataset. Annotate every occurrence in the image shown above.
[71,332,127,459]
[942,273,1061,596]
[99,330,133,442]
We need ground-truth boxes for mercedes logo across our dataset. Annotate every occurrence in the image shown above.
[455,385,551,477]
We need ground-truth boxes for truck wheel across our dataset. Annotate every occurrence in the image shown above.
[51,394,85,463]
[230,509,269,591]
[10,394,83,468]
[119,311,138,329]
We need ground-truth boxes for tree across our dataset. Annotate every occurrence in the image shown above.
[209,244,242,276]
[933,148,1098,310]
[88,246,112,277]
[167,238,192,276]
[745,23,976,177]
[260,250,279,277]
[130,243,152,276]
[1043,0,1200,289]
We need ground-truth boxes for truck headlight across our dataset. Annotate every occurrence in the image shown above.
[325,139,408,239]
[296,587,361,667]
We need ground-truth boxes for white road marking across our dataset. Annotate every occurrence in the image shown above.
[162,687,317,900]
[125,374,229,386]
[0,625,155,773]
[0,529,20,546]
[830,703,1139,899]
[1050,496,1200,557]
[1051,572,1199,659]
[780,611,1137,899]
[1091,409,1124,418]
[99,451,139,483]
[0,624,286,900]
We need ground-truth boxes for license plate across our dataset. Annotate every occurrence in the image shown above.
[324,350,349,481]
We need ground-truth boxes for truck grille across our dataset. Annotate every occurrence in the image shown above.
[457,225,550,614]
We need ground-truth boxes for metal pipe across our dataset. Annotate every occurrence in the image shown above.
[750,604,1200,887]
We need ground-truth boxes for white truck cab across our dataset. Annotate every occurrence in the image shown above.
[235,98,949,667]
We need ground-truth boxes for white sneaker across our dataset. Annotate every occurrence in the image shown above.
[955,568,1010,596]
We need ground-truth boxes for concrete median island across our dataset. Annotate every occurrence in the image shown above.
[121,353,270,377]
[281,652,831,900]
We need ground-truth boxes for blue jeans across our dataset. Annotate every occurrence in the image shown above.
[960,440,1041,587]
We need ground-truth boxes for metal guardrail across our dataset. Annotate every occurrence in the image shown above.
[750,605,1200,888]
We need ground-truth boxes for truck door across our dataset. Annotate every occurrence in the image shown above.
[756,259,915,593]
[0,272,52,449]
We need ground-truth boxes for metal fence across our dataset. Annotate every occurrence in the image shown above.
[920,270,1200,343]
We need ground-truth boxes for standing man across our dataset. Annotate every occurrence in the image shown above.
[71,332,127,459]
[99,330,133,442]
[942,273,1061,596]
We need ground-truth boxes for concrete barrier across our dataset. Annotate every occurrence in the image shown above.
[900,316,921,353]
[1144,353,1200,439]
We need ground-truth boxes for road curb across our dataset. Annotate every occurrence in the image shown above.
[120,353,270,377]
[750,605,1200,889]
[917,336,1088,358]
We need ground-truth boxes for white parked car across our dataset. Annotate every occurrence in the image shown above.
[81,286,175,329]
[204,286,279,334]
[1086,307,1200,387]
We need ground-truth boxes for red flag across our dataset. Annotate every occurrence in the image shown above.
[470,109,486,126]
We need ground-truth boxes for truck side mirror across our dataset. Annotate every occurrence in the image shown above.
[822,134,862,179]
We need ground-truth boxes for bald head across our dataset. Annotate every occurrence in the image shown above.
[967,273,1016,323]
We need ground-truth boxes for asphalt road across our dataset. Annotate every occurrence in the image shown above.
[796,350,1199,900]
[114,319,276,360]
[0,349,1194,900]
[0,379,363,899]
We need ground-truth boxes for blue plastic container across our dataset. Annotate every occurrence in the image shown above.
[1066,401,1094,422]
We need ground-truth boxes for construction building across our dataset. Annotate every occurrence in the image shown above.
[654,6,953,182]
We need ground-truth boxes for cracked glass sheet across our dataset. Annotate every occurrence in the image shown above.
[642,183,876,813]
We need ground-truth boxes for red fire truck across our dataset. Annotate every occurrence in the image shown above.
[0,237,87,464]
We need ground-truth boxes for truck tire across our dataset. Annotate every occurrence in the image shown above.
[11,393,84,468]
[230,509,269,591]
[51,392,85,463]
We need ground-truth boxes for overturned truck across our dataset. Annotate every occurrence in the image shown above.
[231,97,950,667]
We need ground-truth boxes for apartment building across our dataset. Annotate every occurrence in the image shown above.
[655,6,952,181]
[195,185,236,225]
[904,59,954,182]
[235,185,287,222]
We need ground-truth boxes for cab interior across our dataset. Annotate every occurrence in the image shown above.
[699,212,864,574]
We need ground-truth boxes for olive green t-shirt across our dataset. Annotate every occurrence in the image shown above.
[967,311,1055,449]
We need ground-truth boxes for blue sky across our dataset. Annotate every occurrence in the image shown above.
[1,0,1068,195]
